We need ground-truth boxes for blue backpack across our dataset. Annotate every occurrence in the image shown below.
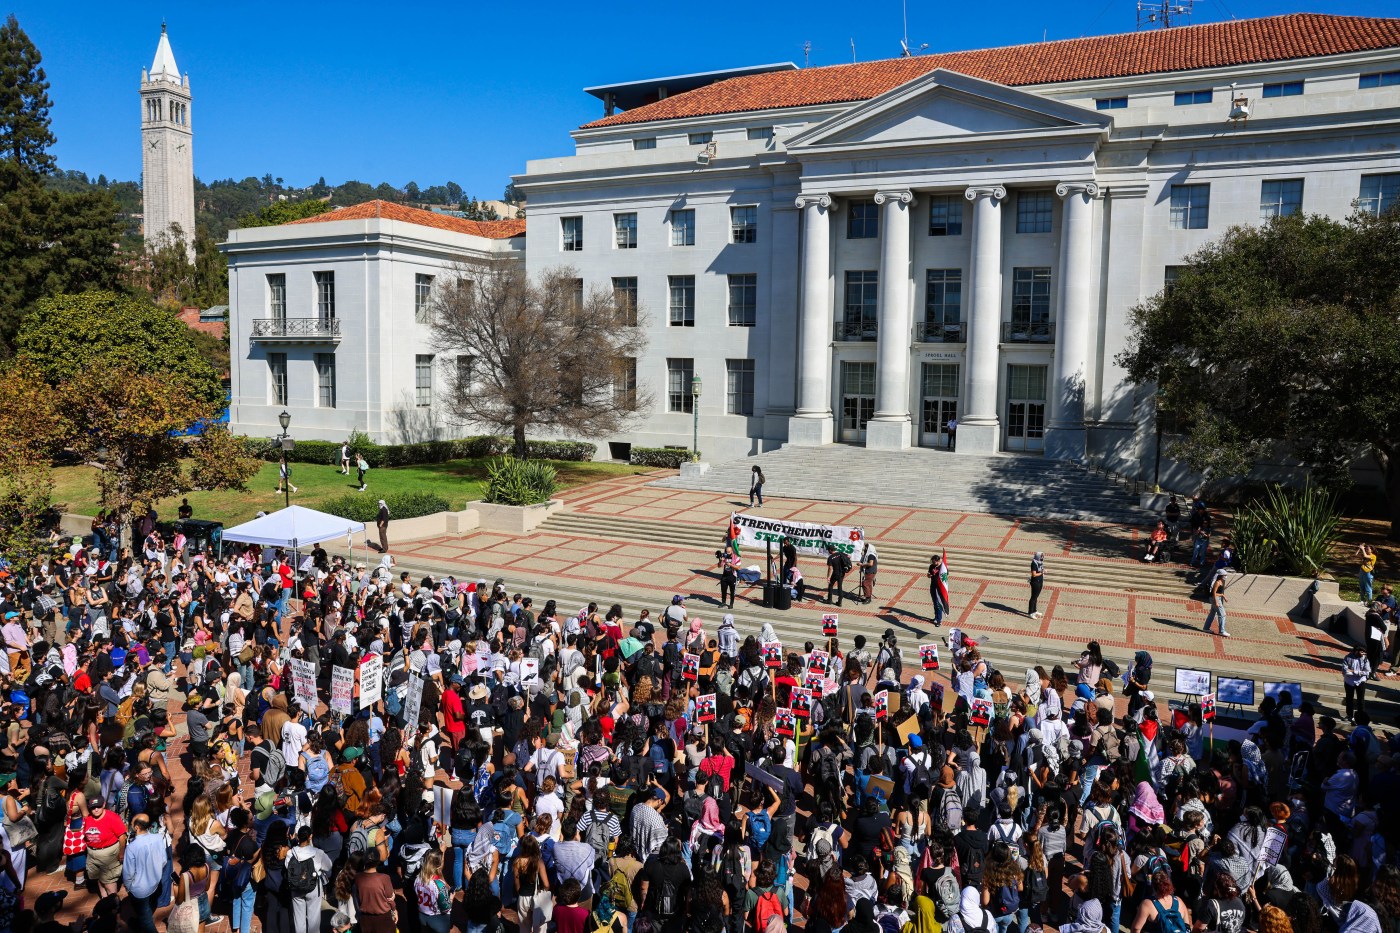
[747,809,772,849]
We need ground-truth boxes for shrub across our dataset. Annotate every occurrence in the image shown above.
[318,491,452,523]
[524,440,596,461]
[1235,480,1343,577]
[629,447,697,468]
[484,457,558,506]
[240,434,594,466]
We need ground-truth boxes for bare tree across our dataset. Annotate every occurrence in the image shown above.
[430,261,651,457]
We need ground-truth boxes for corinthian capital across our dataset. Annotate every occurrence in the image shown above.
[964,185,1007,203]
[795,193,834,210]
[1055,181,1101,199]
[873,189,915,206]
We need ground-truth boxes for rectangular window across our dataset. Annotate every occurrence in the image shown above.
[611,276,638,326]
[414,273,434,324]
[1174,89,1213,105]
[924,269,963,339]
[268,353,287,406]
[561,216,583,251]
[1259,179,1304,220]
[688,131,713,145]
[669,209,695,246]
[1360,70,1400,88]
[633,137,656,150]
[1016,191,1053,234]
[1169,184,1210,229]
[1095,97,1128,110]
[726,360,755,416]
[569,278,584,313]
[927,195,963,236]
[315,353,336,408]
[614,357,637,406]
[847,200,879,239]
[746,127,773,141]
[613,212,637,249]
[267,273,286,321]
[840,270,879,340]
[921,363,960,399]
[1011,267,1053,326]
[455,355,474,395]
[1163,265,1186,294]
[730,205,758,243]
[667,358,695,413]
[415,354,434,408]
[1359,173,1400,216]
[314,271,335,321]
[727,274,757,327]
[668,275,695,326]
[1262,81,1303,98]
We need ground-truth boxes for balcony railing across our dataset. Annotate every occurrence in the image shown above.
[915,322,965,343]
[1001,321,1055,344]
[834,320,878,342]
[251,317,341,341]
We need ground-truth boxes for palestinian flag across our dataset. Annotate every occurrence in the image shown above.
[934,550,951,608]
[727,517,742,557]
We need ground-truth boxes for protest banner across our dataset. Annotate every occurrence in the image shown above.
[1201,693,1217,722]
[762,641,783,668]
[730,511,865,557]
[803,672,825,696]
[874,689,889,720]
[682,653,700,681]
[791,687,813,718]
[808,649,830,675]
[402,671,425,728]
[696,693,717,723]
[358,653,383,708]
[330,666,355,715]
[521,658,540,684]
[774,707,796,736]
[822,614,839,637]
[920,644,940,671]
[291,659,317,709]
[970,697,992,727]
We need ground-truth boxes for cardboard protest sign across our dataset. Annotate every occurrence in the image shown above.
[358,653,383,707]
[808,649,830,675]
[330,666,355,715]
[970,697,992,727]
[774,707,796,736]
[762,641,783,669]
[791,687,813,718]
[1201,693,1216,722]
[682,653,700,681]
[822,614,839,637]
[874,689,889,720]
[929,682,946,712]
[896,714,920,746]
[920,644,940,671]
[291,659,317,709]
[865,774,895,802]
[696,693,717,723]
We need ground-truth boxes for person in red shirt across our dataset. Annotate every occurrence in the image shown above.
[440,676,467,751]
[697,736,735,791]
[82,796,127,897]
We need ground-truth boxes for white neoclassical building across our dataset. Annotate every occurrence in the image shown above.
[514,12,1400,468]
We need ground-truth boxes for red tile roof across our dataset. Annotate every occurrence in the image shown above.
[176,307,226,339]
[285,200,525,239]
[582,13,1400,128]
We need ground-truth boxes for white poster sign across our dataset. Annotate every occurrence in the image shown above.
[358,653,383,708]
[730,512,864,557]
[402,671,425,728]
[290,659,317,709]
[330,665,355,715]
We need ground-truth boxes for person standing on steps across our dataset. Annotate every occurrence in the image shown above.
[749,465,765,507]
[780,535,798,581]
[928,551,950,627]
[946,416,957,451]
[718,552,737,609]
[376,500,391,554]
[859,543,879,604]
[1028,552,1045,619]
[1203,570,1230,638]
[826,544,851,607]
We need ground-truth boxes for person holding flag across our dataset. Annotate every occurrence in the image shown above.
[928,550,951,627]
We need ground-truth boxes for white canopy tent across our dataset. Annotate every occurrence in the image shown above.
[221,505,365,550]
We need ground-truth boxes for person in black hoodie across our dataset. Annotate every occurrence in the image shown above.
[955,805,991,889]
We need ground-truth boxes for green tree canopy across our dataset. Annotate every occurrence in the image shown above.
[0,14,54,186]
[17,290,224,409]
[236,198,331,228]
[1117,209,1400,535]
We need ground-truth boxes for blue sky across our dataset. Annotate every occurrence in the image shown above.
[12,0,1392,199]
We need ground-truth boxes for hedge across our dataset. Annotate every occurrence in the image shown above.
[629,447,697,468]
[318,491,452,523]
[244,434,595,467]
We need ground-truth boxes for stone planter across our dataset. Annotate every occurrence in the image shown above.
[469,499,564,534]
[679,461,710,479]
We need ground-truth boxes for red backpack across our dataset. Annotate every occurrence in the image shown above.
[752,888,784,932]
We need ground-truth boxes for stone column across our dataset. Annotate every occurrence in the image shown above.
[866,189,915,451]
[1045,181,1099,462]
[958,185,1007,454]
[788,194,836,446]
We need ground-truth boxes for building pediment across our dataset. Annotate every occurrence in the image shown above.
[786,68,1111,151]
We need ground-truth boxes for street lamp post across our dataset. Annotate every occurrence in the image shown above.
[691,374,702,459]
[1153,388,1165,494]
[277,410,293,510]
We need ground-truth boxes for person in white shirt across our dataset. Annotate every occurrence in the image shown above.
[282,718,308,765]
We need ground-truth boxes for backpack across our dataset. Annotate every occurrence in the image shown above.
[224,837,255,891]
[347,825,373,858]
[115,695,136,728]
[1156,897,1189,933]
[286,853,318,897]
[805,823,837,866]
[1027,866,1049,904]
[584,813,611,859]
[261,746,287,789]
[304,753,330,789]
[693,905,727,933]
[747,809,772,850]
[656,874,682,918]
[818,749,841,790]
[605,865,635,915]
[932,866,961,921]
[937,789,964,835]
[993,884,1019,917]
[1102,657,1121,679]
[909,751,933,792]
[332,762,366,812]
[837,553,853,575]
[752,889,784,932]
[961,839,986,885]
[1144,853,1171,880]
[720,846,749,898]
[1096,725,1123,763]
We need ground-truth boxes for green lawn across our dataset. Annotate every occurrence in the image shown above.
[51,458,650,526]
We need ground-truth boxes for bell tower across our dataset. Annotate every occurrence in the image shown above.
[140,23,195,258]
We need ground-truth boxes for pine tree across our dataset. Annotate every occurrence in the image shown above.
[0,15,54,188]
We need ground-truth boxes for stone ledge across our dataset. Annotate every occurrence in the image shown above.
[468,499,564,535]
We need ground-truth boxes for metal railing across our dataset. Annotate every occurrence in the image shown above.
[915,322,965,343]
[833,320,878,342]
[251,317,341,340]
[1001,321,1055,343]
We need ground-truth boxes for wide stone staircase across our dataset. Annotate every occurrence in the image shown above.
[651,445,1154,525]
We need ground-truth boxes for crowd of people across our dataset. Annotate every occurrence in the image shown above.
[0,521,1392,933]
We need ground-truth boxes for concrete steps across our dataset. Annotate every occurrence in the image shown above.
[540,511,1190,598]
[652,446,1155,525]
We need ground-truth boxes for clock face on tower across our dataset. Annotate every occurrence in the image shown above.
[148,139,161,150]
[176,143,185,153]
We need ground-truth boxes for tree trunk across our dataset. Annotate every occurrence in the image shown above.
[513,422,527,460]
